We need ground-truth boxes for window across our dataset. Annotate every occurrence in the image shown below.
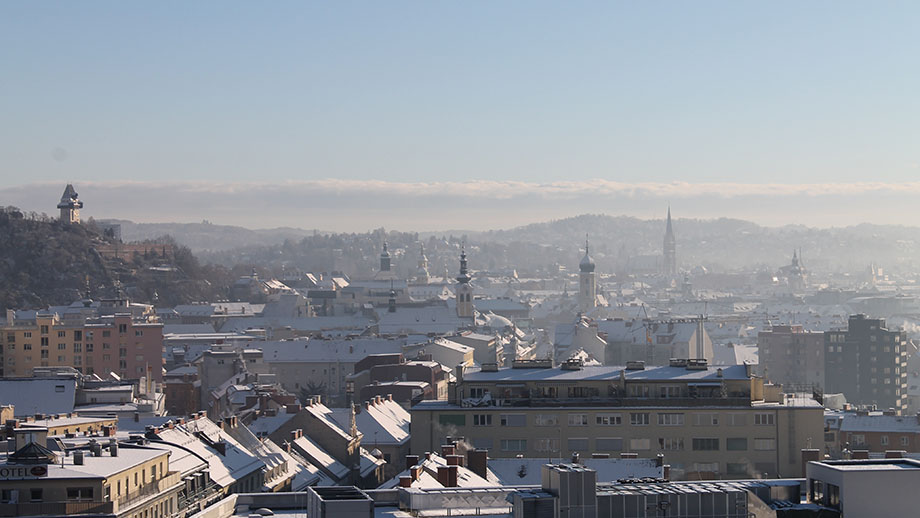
[754,438,776,451]
[469,387,487,399]
[596,413,622,426]
[850,434,866,446]
[630,413,649,426]
[40,350,49,359]
[881,435,889,446]
[41,337,48,347]
[74,330,82,341]
[500,439,527,452]
[535,414,559,426]
[567,438,589,451]
[135,330,144,337]
[73,343,82,352]
[535,438,560,452]
[596,437,623,451]
[438,414,466,427]
[754,413,774,426]
[23,343,31,350]
[726,463,749,476]
[726,414,747,426]
[40,325,49,334]
[726,438,748,451]
[693,462,719,473]
[629,438,650,450]
[66,487,94,500]
[102,330,111,338]
[30,488,43,502]
[473,414,492,426]
[658,385,681,398]
[86,343,93,352]
[472,437,493,450]
[119,324,128,334]
[693,413,719,426]
[658,437,684,451]
[568,414,588,426]
[500,414,526,427]
[657,413,684,426]
[58,343,66,350]
[901,436,910,446]
[55,385,66,393]
[57,330,66,338]
[692,438,719,451]
[23,331,31,338]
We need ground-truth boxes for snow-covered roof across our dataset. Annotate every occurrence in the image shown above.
[840,414,920,434]
[330,398,410,447]
[487,457,662,485]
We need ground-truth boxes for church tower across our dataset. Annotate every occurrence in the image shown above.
[662,206,677,277]
[379,242,391,272]
[579,236,597,311]
[416,244,430,284]
[456,246,474,318]
[57,184,83,224]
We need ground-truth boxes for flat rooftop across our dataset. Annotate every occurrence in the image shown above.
[815,459,920,471]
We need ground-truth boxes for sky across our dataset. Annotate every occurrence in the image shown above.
[1,2,919,230]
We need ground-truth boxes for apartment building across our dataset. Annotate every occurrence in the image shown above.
[757,324,825,390]
[1,303,164,382]
[825,314,908,412]
[411,359,823,480]
[0,427,181,518]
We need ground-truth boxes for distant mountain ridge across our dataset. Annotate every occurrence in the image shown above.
[98,219,320,253]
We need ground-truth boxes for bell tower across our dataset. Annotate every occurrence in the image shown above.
[456,246,474,318]
[579,235,597,311]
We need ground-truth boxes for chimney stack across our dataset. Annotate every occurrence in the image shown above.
[801,449,820,477]
[437,466,450,487]
[852,450,870,460]
[406,455,419,471]
[447,454,463,467]
[885,450,906,459]
[399,476,412,488]
[467,449,488,479]
[441,444,456,457]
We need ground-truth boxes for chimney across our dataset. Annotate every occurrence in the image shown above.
[620,452,638,459]
[399,476,413,488]
[656,453,665,467]
[290,429,302,442]
[424,452,432,461]
[885,450,906,459]
[467,449,488,479]
[591,453,609,459]
[801,449,820,477]
[448,465,458,487]
[387,393,393,402]
[441,444,456,457]
[571,452,580,464]
[133,412,140,422]
[852,450,870,460]
[447,454,463,466]
[109,439,118,457]
[437,466,450,486]
[406,455,419,471]
[663,465,671,481]
[409,465,421,482]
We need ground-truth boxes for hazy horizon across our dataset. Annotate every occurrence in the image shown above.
[3,180,919,233]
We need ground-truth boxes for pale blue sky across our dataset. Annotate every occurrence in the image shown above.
[1,2,919,230]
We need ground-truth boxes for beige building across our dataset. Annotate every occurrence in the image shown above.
[2,305,164,381]
[0,427,181,518]
[411,359,823,480]
[757,324,825,391]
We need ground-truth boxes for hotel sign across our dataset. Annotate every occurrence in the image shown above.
[0,465,48,479]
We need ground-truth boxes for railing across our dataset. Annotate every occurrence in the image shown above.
[0,500,114,517]
[117,472,183,510]
[486,396,753,408]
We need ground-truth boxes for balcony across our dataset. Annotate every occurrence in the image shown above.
[0,501,114,517]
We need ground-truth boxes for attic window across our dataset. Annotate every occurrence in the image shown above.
[55,385,65,392]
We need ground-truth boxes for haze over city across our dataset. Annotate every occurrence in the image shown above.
[3,3,920,518]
